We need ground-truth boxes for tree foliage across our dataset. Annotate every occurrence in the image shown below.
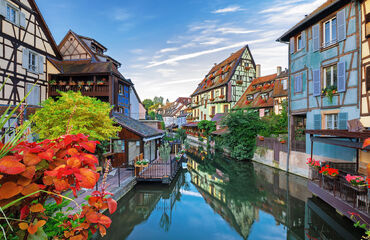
[153,96,164,105]
[197,120,216,139]
[221,109,262,161]
[175,128,187,144]
[259,100,288,137]
[142,99,154,110]
[31,91,121,141]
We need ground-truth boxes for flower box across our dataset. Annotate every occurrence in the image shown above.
[59,81,67,86]
[49,80,57,85]
[209,98,215,102]
[70,81,77,86]
[245,66,251,71]
[258,136,264,141]
[219,95,225,99]
[280,140,286,144]
[236,80,243,85]
[97,81,105,85]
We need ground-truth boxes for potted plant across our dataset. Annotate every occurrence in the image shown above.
[49,79,57,85]
[280,139,286,144]
[70,80,77,86]
[87,81,94,86]
[307,158,321,180]
[258,136,264,141]
[59,80,67,86]
[97,80,105,85]
[345,174,367,190]
[78,81,84,86]
[322,85,337,103]
[319,165,339,179]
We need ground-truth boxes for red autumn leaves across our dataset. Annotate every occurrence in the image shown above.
[0,133,118,239]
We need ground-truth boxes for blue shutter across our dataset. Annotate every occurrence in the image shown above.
[290,37,295,54]
[337,61,346,92]
[313,69,321,96]
[298,74,303,92]
[337,9,346,42]
[301,31,306,49]
[338,112,348,129]
[312,24,320,52]
[293,75,297,93]
[314,114,321,130]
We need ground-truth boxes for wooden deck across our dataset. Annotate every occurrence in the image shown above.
[136,155,184,184]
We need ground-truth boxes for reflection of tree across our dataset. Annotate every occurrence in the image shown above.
[159,211,170,232]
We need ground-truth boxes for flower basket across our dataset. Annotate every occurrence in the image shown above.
[322,85,338,103]
[97,81,105,85]
[219,95,225,99]
[258,136,264,141]
[345,174,367,190]
[319,165,339,178]
[236,80,243,85]
[87,81,94,86]
[280,140,286,144]
[59,81,67,86]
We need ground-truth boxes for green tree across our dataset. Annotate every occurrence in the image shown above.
[221,109,262,161]
[259,100,288,137]
[153,96,164,105]
[175,128,187,144]
[142,99,154,110]
[31,91,121,140]
[148,111,156,120]
[197,120,216,146]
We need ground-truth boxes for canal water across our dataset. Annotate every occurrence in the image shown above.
[102,151,364,240]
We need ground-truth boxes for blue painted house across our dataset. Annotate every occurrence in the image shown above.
[278,0,361,163]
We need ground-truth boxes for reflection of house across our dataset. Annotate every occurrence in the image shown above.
[48,30,132,114]
[112,113,164,167]
[0,0,61,113]
[190,46,256,121]
[234,66,288,117]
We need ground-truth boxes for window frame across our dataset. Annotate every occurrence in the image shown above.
[5,2,18,25]
[27,50,39,73]
[322,16,337,48]
[297,34,303,51]
[325,113,338,130]
[323,64,337,89]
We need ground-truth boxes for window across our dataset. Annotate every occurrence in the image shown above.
[113,140,125,153]
[25,83,40,106]
[224,105,229,113]
[282,79,288,90]
[297,34,302,50]
[220,88,224,96]
[366,66,370,91]
[247,95,253,101]
[211,106,216,116]
[6,4,17,24]
[28,52,37,72]
[119,84,124,94]
[326,114,338,130]
[294,74,303,93]
[323,65,337,88]
[323,17,337,47]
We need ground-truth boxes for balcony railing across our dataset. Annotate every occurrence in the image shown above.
[49,83,109,96]
[308,162,370,224]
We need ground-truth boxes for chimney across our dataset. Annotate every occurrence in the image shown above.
[256,64,261,78]
[277,66,282,76]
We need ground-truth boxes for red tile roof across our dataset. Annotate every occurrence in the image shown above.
[191,45,254,96]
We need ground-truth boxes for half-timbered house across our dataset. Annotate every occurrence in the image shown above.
[279,0,370,224]
[0,0,61,113]
[190,46,256,121]
[48,30,132,114]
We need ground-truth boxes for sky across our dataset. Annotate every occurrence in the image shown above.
[37,0,326,101]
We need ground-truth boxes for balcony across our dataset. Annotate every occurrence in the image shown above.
[49,81,109,97]
[308,162,370,225]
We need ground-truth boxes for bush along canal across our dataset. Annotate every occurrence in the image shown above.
[100,149,364,240]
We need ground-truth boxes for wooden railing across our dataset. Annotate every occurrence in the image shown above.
[49,84,109,96]
[291,139,306,153]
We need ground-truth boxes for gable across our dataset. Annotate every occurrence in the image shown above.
[59,32,92,60]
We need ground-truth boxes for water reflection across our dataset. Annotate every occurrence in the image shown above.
[101,149,363,240]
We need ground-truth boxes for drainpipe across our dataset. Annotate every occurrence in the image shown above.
[286,41,291,173]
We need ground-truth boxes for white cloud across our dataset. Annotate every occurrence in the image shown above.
[216,27,260,34]
[130,49,144,54]
[199,37,227,45]
[156,68,176,77]
[212,6,243,14]
[146,39,269,68]
[158,47,181,54]
[113,8,131,21]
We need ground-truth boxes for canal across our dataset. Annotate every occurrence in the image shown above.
[102,150,364,240]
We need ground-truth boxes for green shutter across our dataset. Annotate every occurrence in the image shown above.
[338,112,348,130]
[313,114,321,130]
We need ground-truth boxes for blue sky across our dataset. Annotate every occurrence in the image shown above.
[37,0,325,101]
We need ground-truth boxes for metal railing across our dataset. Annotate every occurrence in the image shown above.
[138,156,182,181]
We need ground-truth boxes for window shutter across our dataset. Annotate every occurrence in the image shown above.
[338,112,348,129]
[312,24,320,52]
[314,114,321,130]
[290,37,295,54]
[313,69,321,96]
[25,83,32,105]
[0,0,6,18]
[301,31,306,49]
[293,76,297,93]
[22,48,29,69]
[19,11,26,28]
[337,9,346,42]
[337,61,346,92]
[38,55,44,74]
[366,66,370,91]
[298,74,303,92]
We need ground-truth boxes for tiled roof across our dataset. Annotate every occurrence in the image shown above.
[250,96,274,108]
[212,127,229,136]
[234,73,277,109]
[191,45,253,96]
[176,97,191,105]
[113,113,163,138]
[48,58,128,83]
[278,0,343,42]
